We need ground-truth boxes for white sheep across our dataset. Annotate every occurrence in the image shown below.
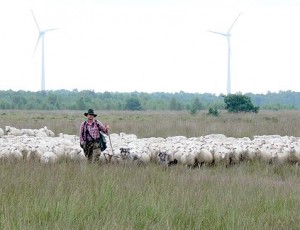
[212,144,230,166]
[228,145,244,165]
[196,145,214,167]
[6,127,23,136]
[0,128,4,137]
[257,145,276,164]
[3,128,300,167]
[180,148,198,168]
[40,151,58,164]
[273,146,291,165]
[289,144,300,164]
[21,129,37,136]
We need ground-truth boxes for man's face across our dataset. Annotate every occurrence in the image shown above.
[87,114,94,120]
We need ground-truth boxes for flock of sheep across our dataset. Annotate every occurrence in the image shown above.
[1,126,300,167]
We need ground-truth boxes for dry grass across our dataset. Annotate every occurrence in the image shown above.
[1,110,300,229]
[1,110,300,138]
[1,161,300,229]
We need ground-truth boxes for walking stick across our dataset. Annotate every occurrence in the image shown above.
[104,124,117,163]
[105,131,115,163]
[108,133,114,156]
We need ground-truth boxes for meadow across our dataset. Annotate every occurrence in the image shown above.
[1,109,300,138]
[1,110,300,229]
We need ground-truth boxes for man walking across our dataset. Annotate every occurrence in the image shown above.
[80,109,109,162]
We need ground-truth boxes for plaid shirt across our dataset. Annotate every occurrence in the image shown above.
[80,120,108,143]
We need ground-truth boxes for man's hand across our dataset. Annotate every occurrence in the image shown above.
[105,124,110,133]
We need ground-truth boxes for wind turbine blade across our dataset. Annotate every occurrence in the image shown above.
[33,35,41,54]
[208,30,228,37]
[31,10,40,32]
[44,28,58,33]
[227,13,242,34]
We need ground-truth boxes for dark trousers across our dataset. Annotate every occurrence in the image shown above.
[82,142,101,162]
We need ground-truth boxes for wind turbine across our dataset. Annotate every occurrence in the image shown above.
[31,10,57,91]
[209,13,241,95]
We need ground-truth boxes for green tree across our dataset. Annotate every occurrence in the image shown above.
[124,97,143,111]
[0,99,11,109]
[192,97,203,110]
[169,97,183,110]
[224,94,259,113]
[169,97,177,110]
[190,106,197,115]
[12,95,27,109]
[2,89,300,111]
[47,93,62,109]
[76,97,86,110]
[207,107,219,117]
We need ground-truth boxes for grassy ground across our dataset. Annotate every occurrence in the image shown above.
[1,110,300,229]
[1,109,300,138]
[1,160,300,229]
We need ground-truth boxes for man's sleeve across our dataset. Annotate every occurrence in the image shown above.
[97,121,108,134]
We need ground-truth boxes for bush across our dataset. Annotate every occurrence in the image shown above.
[125,97,143,111]
[224,94,259,113]
[190,106,197,115]
[207,107,219,117]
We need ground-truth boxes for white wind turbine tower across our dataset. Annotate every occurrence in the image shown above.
[31,10,57,91]
[209,13,241,95]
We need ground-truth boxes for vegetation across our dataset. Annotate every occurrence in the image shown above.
[1,160,300,229]
[207,107,220,117]
[124,96,143,111]
[1,110,300,138]
[224,94,259,113]
[1,89,300,111]
[189,106,197,115]
[1,110,300,229]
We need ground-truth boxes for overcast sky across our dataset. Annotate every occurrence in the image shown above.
[0,0,300,95]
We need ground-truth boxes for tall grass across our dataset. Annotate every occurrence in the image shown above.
[1,161,300,229]
[1,110,300,138]
[1,110,300,229]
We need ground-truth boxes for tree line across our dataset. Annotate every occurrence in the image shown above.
[0,89,299,111]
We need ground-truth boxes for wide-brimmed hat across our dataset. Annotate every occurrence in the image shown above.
[84,108,97,117]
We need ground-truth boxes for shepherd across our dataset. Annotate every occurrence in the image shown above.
[79,109,109,162]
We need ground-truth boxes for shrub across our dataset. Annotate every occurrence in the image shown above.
[224,94,259,113]
[190,106,197,115]
[207,107,219,117]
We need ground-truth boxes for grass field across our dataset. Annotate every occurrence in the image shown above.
[1,109,300,138]
[1,160,300,229]
[1,110,300,229]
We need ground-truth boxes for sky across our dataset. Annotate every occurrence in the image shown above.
[0,0,300,95]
